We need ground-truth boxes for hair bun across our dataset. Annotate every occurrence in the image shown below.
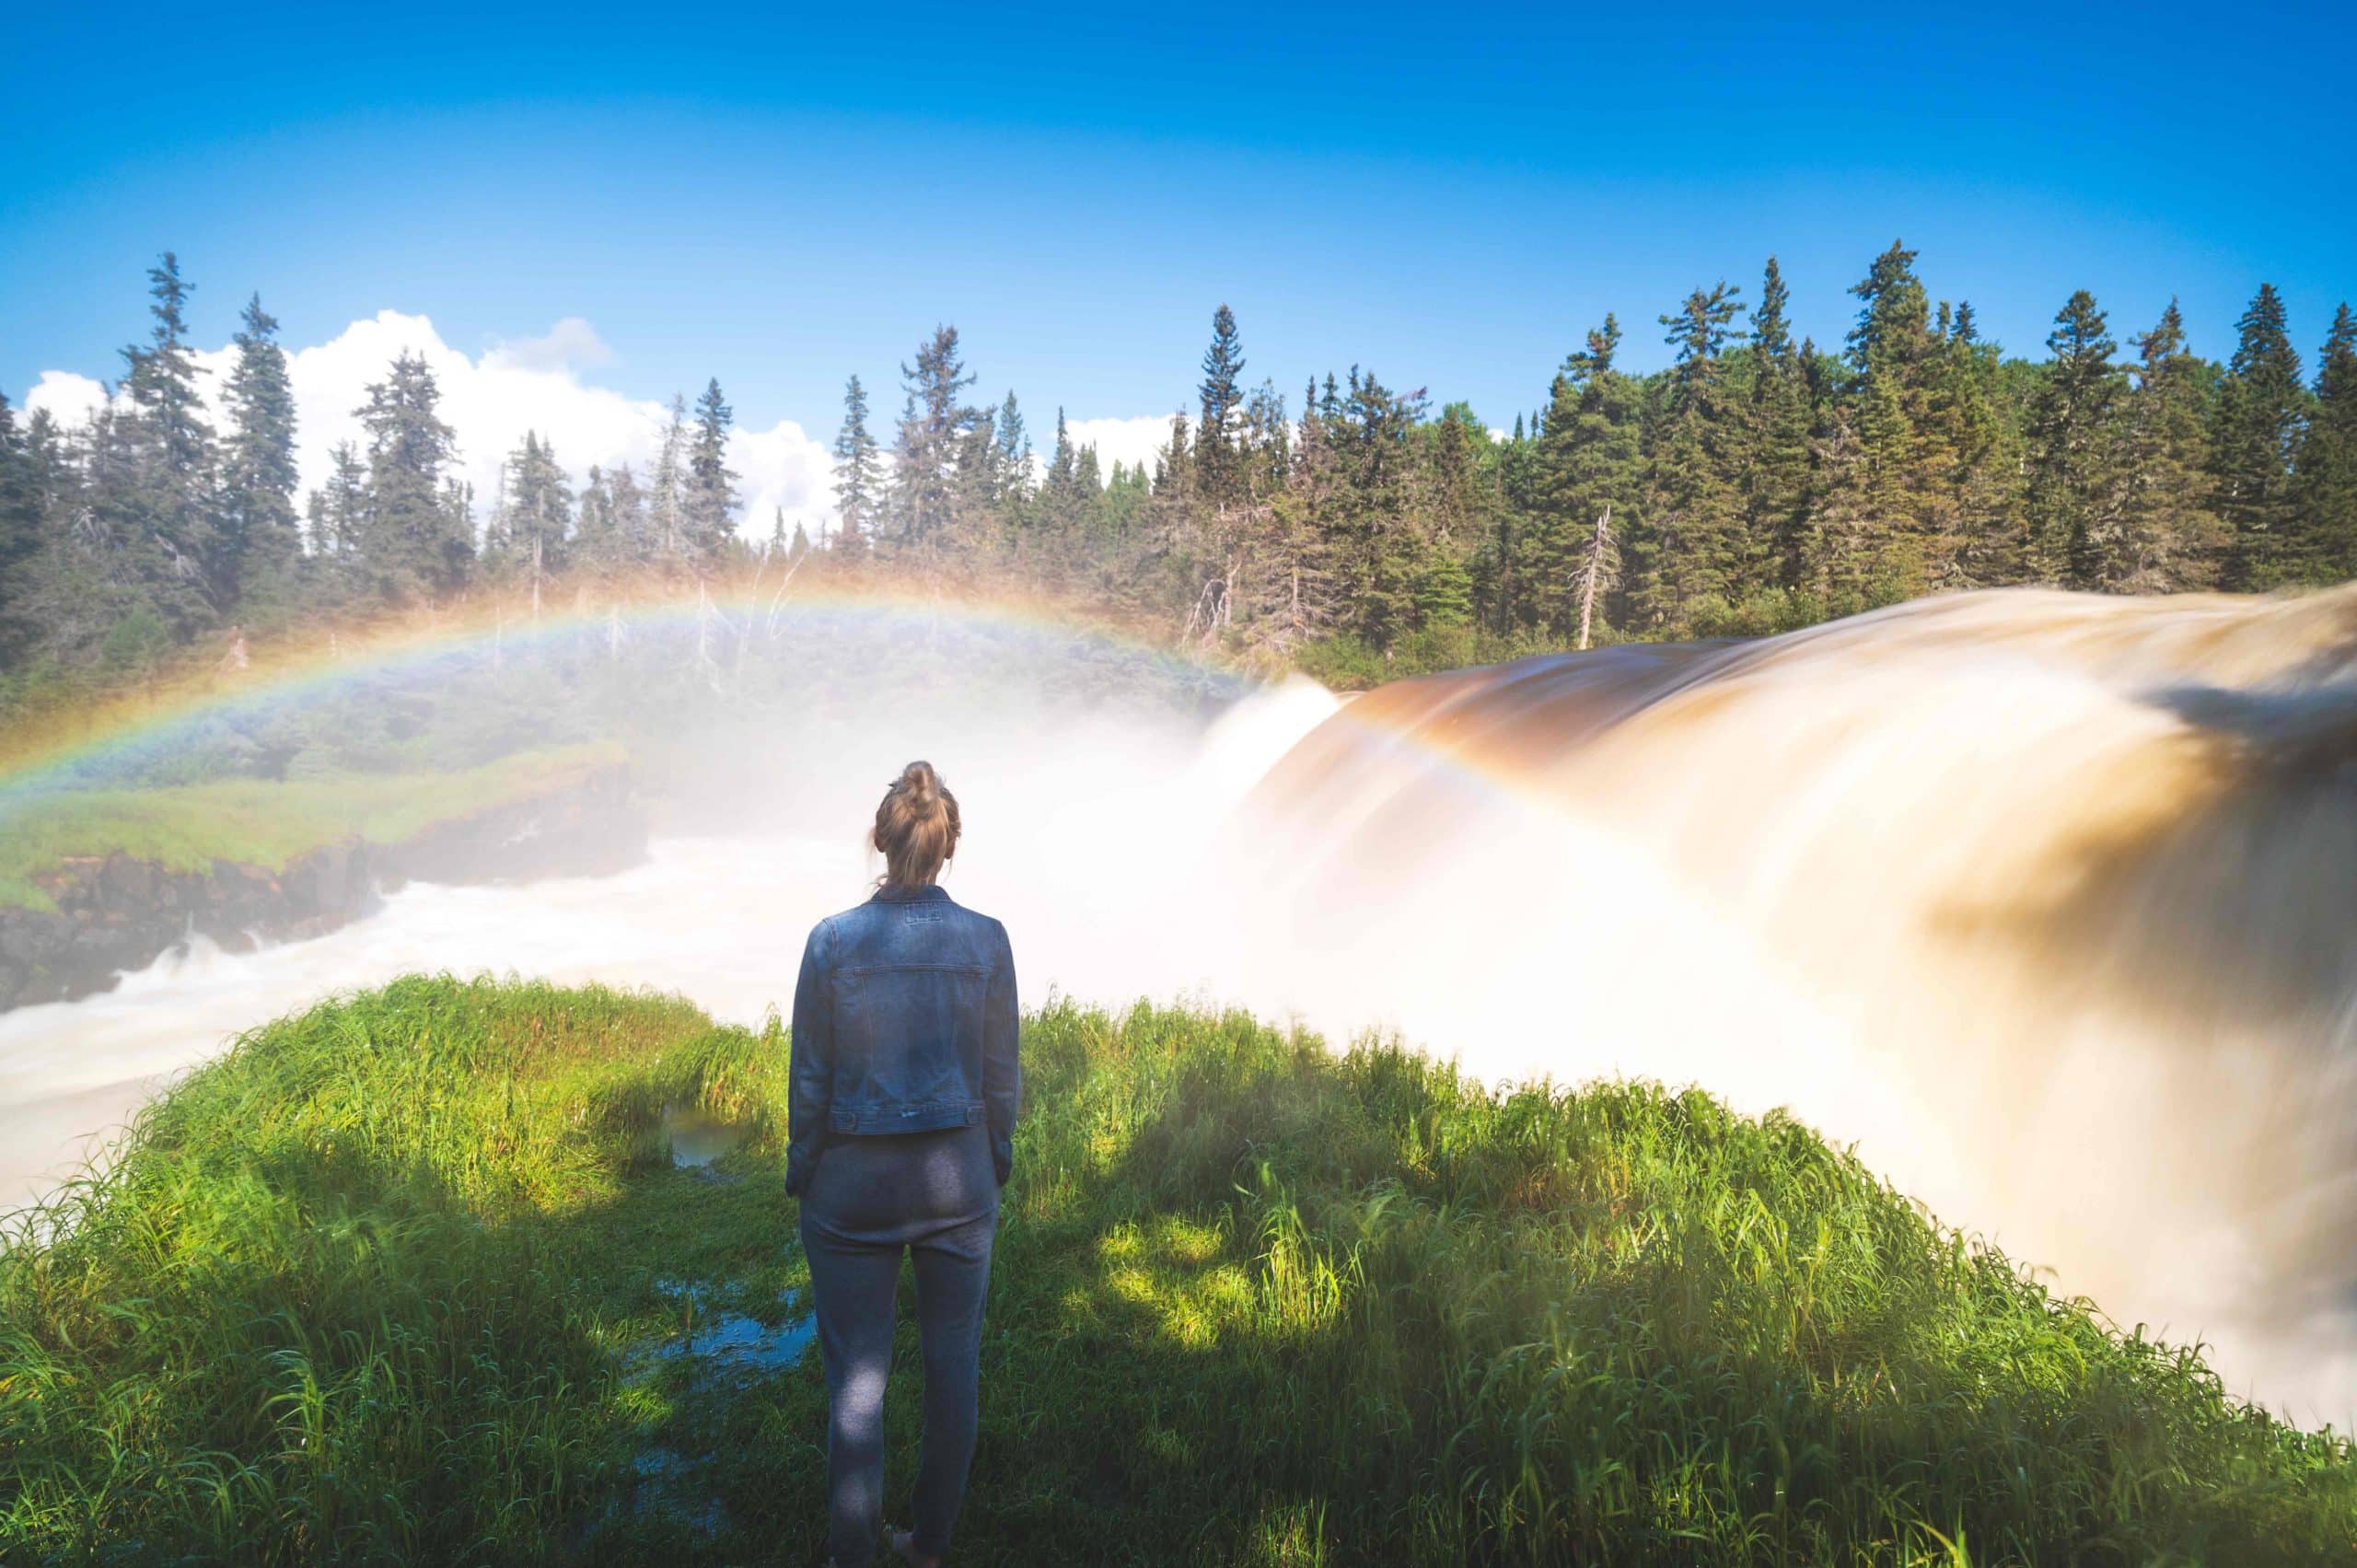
[875,761,960,889]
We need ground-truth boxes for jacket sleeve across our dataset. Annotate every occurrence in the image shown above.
[785,921,833,1197]
[983,920,1021,1187]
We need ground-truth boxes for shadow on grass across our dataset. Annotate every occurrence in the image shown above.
[3,978,2351,1566]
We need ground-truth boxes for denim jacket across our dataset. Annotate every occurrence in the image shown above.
[786,884,1020,1197]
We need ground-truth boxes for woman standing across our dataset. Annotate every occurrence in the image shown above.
[788,761,1019,1568]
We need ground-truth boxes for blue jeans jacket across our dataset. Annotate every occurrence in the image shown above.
[787,884,1020,1197]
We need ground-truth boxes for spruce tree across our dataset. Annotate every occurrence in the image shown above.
[830,375,882,554]
[2114,299,2223,589]
[2294,303,2357,578]
[993,391,1032,508]
[652,394,689,562]
[500,430,573,587]
[110,252,220,631]
[1840,240,1942,595]
[1744,256,1812,587]
[1527,319,1641,636]
[219,294,301,618]
[1637,281,1747,626]
[2025,290,2126,586]
[0,395,43,659]
[355,351,469,602]
[683,378,737,562]
[889,326,979,551]
[2213,283,2306,587]
[1196,304,1247,507]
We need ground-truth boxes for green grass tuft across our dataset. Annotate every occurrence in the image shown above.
[0,977,2349,1563]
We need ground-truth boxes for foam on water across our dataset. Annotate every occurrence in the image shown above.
[6,587,2356,1425]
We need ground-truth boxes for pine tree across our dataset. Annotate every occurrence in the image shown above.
[683,378,737,562]
[888,326,979,552]
[0,395,44,658]
[110,252,219,631]
[2294,303,2357,579]
[500,430,573,588]
[219,294,301,618]
[1840,240,1942,595]
[2113,299,2223,589]
[831,375,882,555]
[1196,304,1247,507]
[2025,290,2126,586]
[1743,256,1813,586]
[993,391,1031,509]
[575,465,618,568]
[652,393,689,562]
[355,351,470,602]
[1525,319,1641,636]
[2213,283,2307,587]
[1636,281,1747,626]
[307,442,367,562]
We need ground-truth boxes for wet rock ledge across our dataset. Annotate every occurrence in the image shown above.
[0,763,647,1012]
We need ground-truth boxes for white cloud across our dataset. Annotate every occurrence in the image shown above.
[23,370,109,429]
[20,312,837,539]
[482,316,615,374]
[20,314,1174,530]
[1062,413,1171,486]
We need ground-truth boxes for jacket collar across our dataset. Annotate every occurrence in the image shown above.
[872,883,952,904]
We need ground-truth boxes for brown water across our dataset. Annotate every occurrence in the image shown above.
[1225,585,2357,1426]
[3,586,2352,1423]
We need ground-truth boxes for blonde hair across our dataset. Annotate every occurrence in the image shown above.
[873,760,961,889]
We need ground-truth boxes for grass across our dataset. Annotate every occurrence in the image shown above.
[0,742,627,910]
[0,975,2350,1564]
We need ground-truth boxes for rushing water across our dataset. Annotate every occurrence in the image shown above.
[3,586,2353,1425]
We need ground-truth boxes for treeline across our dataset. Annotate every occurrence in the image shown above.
[1,244,2351,703]
[914,245,2352,677]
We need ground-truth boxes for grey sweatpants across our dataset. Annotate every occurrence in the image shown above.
[798,1122,1000,1567]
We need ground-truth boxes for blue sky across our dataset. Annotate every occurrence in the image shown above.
[6,1,2351,468]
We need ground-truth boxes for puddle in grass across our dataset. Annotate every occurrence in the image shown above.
[635,1280,816,1388]
[660,1103,749,1169]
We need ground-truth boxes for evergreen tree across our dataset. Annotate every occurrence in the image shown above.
[307,442,366,562]
[355,351,470,602]
[499,430,573,587]
[993,391,1032,509]
[1743,256,1813,586]
[652,394,689,561]
[683,378,737,562]
[110,252,219,631]
[888,326,979,551]
[1636,281,1747,624]
[2213,283,2307,587]
[1526,319,1641,636]
[0,395,44,658]
[2024,290,2126,586]
[2113,299,2223,589]
[831,375,882,555]
[2294,303,2357,578]
[575,465,619,568]
[218,294,301,618]
[1196,304,1247,507]
[1840,240,1943,595]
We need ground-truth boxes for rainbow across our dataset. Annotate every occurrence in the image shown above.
[0,579,1254,804]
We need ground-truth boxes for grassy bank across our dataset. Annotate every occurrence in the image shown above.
[0,742,626,910]
[1,977,2349,1564]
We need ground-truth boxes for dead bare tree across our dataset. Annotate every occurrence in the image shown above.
[1576,504,1612,652]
